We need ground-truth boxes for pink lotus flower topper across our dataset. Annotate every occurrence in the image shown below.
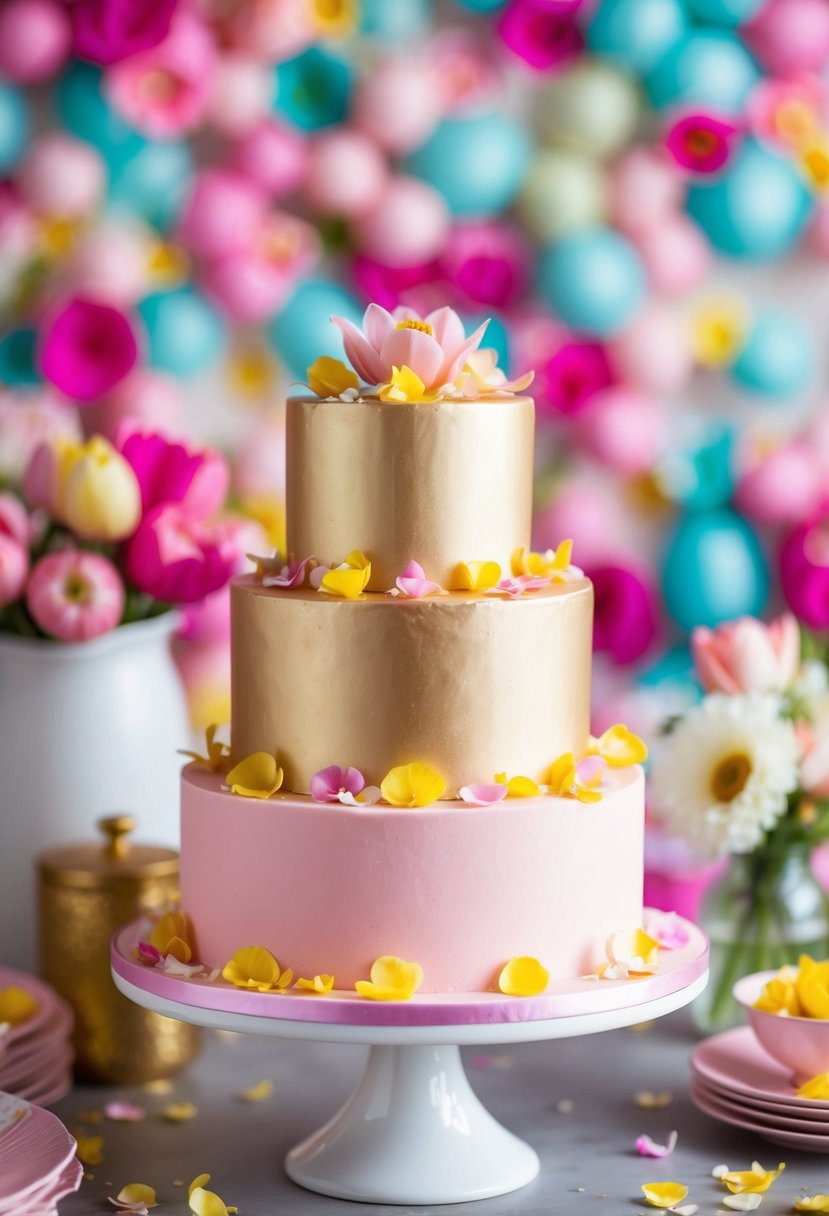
[331,303,488,393]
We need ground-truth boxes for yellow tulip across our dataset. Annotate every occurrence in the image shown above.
[61,437,142,541]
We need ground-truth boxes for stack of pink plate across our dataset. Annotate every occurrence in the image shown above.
[0,968,73,1107]
[692,1027,829,1152]
[0,1092,82,1213]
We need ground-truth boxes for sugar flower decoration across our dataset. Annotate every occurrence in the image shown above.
[545,753,605,803]
[179,723,230,771]
[795,955,829,1018]
[312,550,371,599]
[498,956,549,997]
[108,1184,158,1213]
[643,910,691,952]
[189,1178,233,1216]
[455,348,534,399]
[378,366,442,404]
[225,752,284,799]
[459,783,508,805]
[754,971,802,1017]
[148,911,193,965]
[259,554,316,590]
[306,355,359,398]
[222,946,293,992]
[487,574,552,598]
[495,772,542,798]
[606,928,660,976]
[311,765,366,803]
[588,723,648,767]
[641,1182,689,1210]
[720,1162,785,1194]
[380,763,446,807]
[389,560,444,599]
[105,1101,146,1123]
[512,539,581,582]
[331,303,488,396]
[355,955,423,1001]
[295,974,335,994]
[0,987,37,1026]
[636,1130,678,1158]
[449,561,502,592]
[665,113,740,175]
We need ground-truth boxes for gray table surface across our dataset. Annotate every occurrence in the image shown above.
[54,1013,829,1215]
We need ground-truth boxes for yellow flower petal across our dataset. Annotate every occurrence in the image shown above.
[511,540,573,578]
[0,986,38,1026]
[754,977,802,1017]
[189,1186,229,1216]
[355,955,423,1000]
[801,141,829,193]
[635,1089,673,1109]
[295,974,335,994]
[641,1182,689,1209]
[495,772,542,798]
[796,955,829,1019]
[448,561,502,591]
[225,753,284,799]
[691,295,750,368]
[75,1134,104,1166]
[311,0,358,36]
[378,365,440,403]
[240,1079,273,1102]
[276,968,293,989]
[722,1162,785,1194]
[189,1175,211,1198]
[589,724,648,767]
[307,355,359,398]
[608,928,660,974]
[797,1073,829,1100]
[117,1184,157,1206]
[380,763,446,807]
[344,550,370,570]
[796,1197,829,1212]
[222,946,284,991]
[498,957,550,997]
[162,1102,198,1122]
[148,911,193,962]
[179,724,230,771]
[319,566,370,599]
[545,753,576,790]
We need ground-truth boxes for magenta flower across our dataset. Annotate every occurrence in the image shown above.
[538,341,614,418]
[26,549,125,642]
[780,513,829,630]
[70,0,177,65]
[588,563,660,666]
[497,0,583,72]
[310,765,366,804]
[123,503,236,604]
[0,533,28,608]
[439,221,530,310]
[351,256,440,312]
[118,428,229,521]
[39,297,138,403]
[392,560,444,599]
[135,941,162,966]
[665,113,740,175]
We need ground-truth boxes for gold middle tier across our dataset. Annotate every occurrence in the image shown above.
[231,575,593,797]
[286,394,534,591]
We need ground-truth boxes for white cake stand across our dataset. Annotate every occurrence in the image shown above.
[112,918,708,1206]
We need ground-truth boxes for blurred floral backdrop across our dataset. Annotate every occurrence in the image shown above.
[3,0,829,894]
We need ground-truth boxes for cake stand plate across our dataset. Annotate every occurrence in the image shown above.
[112,917,708,1206]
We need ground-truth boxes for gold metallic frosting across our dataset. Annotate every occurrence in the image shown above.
[286,394,534,591]
[230,574,593,797]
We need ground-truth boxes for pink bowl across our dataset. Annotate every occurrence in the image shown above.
[734,970,829,1084]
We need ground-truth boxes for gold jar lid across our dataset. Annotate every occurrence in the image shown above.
[38,815,179,889]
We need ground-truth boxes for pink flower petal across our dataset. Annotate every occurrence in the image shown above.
[262,554,313,589]
[459,783,508,805]
[362,302,396,350]
[635,1130,678,1158]
[576,755,607,786]
[643,910,691,951]
[105,1100,146,1122]
[424,305,465,353]
[136,941,162,965]
[438,318,490,385]
[379,326,445,389]
[330,314,387,384]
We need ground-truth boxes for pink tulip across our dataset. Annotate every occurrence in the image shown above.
[610,147,684,238]
[70,0,176,65]
[206,53,274,137]
[353,177,450,268]
[39,297,139,403]
[636,214,711,297]
[178,169,267,260]
[575,388,665,475]
[0,0,71,83]
[691,614,800,695]
[123,503,237,604]
[781,514,829,630]
[439,220,531,310]
[104,11,217,139]
[609,307,693,396]
[17,133,105,217]
[353,58,442,154]
[118,428,229,521]
[304,129,388,220]
[230,119,308,199]
[0,533,29,608]
[736,442,824,527]
[80,370,186,442]
[26,550,124,641]
[332,303,487,391]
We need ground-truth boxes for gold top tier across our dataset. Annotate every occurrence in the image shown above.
[286,394,535,592]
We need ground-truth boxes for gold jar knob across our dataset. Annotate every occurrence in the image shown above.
[98,814,136,861]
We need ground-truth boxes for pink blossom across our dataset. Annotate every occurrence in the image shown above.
[39,297,139,403]
[200,211,319,323]
[635,213,711,297]
[691,614,800,695]
[0,492,31,546]
[0,387,80,490]
[17,132,104,217]
[118,428,229,521]
[310,765,366,803]
[537,341,614,418]
[70,0,176,65]
[610,147,684,239]
[0,533,29,607]
[392,560,444,599]
[104,1100,146,1122]
[261,554,314,590]
[575,388,665,475]
[589,564,660,667]
[332,303,487,391]
[439,221,531,311]
[136,940,162,965]
[643,910,691,951]
[178,169,267,261]
[497,0,583,73]
[26,549,124,641]
[351,257,440,312]
[123,503,236,604]
[487,574,552,597]
[576,755,607,788]
[67,220,152,308]
[747,75,826,151]
[0,0,72,84]
[459,783,508,805]
[635,1130,678,1159]
[665,113,741,175]
[104,11,217,139]
[230,119,308,199]
[744,0,829,77]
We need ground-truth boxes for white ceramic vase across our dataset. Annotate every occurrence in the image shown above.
[0,614,190,969]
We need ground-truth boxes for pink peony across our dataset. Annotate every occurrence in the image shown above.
[781,514,829,630]
[332,303,487,391]
[310,765,366,803]
[692,614,800,695]
[177,169,267,261]
[589,563,660,667]
[497,0,583,72]
[0,533,29,608]
[230,119,308,199]
[0,0,71,84]
[118,428,229,521]
[439,220,531,310]
[104,11,217,139]
[123,503,237,604]
[26,549,124,641]
[70,0,177,65]
[665,113,741,175]
[39,297,139,403]
[537,340,614,418]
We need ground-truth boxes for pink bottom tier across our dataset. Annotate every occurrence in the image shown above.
[180,765,645,993]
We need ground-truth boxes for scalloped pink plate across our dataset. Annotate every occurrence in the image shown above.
[0,1095,78,1208]
[112,914,708,1027]
[12,1156,83,1215]
[693,1075,829,1129]
[692,1027,829,1109]
[692,1080,829,1153]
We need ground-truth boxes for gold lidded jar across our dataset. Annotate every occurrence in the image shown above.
[38,814,200,1084]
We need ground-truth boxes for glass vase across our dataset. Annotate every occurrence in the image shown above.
[694,847,829,1034]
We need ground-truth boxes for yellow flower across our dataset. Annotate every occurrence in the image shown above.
[796,955,829,1019]
[498,957,549,997]
[295,974,335,994]
[721,1161,785,1194]
[801,141,829,193]
[307,355,359,398]
[545,753,603,803]
[588,723,648,767]
[189,1185,230,1216]
[76,1134,104,1165]
[377,366,441,403]
[115,1184,157,1207]
[607,928,660,974]
[61,436,142,542]
[448,560,502,592]
[495,772,542,798]
[690,295,749,368]
[149,911,193,964]
[754,976,802,1017]
[797,1197,829,1211]
[511,539,573,579]
[381,763,446,807]
[0,986,38,1026]
[797,1073,829,1100]
[222,946,292,992]
[179,724,230,771]
[319,550,372,599]
[355,955,423,1001]
[225,752,284,799]
[311,0,358,35]
[641,1181,689,1209]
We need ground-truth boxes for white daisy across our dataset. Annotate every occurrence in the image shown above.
[649,693,800,858]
